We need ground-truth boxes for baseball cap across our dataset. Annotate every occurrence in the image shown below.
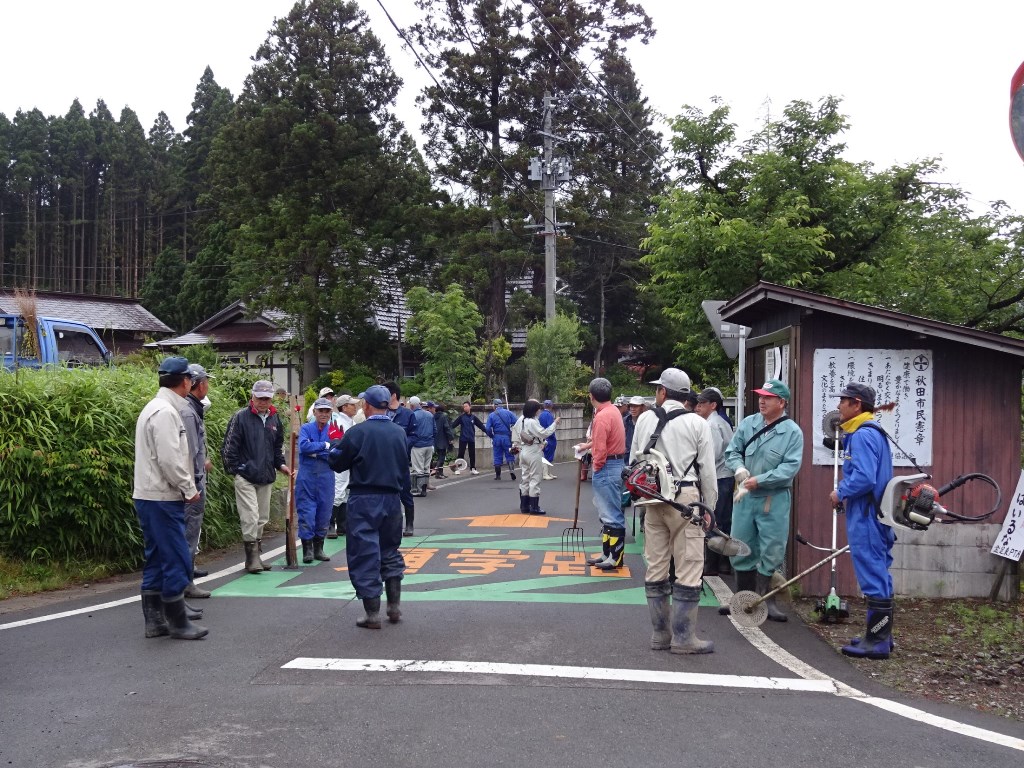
[187,363,213,382]
[408,396,421,407]
[754,378,791,400]
[648,368,691,392]
[251,380,275,398]
[318,387,335,397]
[833,382,875,408]
[363,385,391,409]
[336,394,359,406]
[628,395,645,406]
[543,399,553,406]
[312,397,334,410]
[158,356,190,376]
[696,387,723,406]
[493,398,503,405]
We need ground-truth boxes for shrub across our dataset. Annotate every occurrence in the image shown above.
[0,365,258,566]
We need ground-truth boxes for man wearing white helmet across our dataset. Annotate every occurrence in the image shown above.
[629,367,718,654]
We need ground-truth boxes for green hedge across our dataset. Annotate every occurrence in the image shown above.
[0,365,261,566]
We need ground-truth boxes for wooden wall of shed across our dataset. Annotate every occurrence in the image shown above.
[767,313,1021,597]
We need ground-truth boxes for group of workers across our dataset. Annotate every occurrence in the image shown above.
[133,359,895,660]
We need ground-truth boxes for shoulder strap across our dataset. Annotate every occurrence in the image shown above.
[642,407,689,454]
[740,415,790,460]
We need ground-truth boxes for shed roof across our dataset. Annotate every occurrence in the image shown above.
[720,282,1024,360]
[0,290,172,334]
[145,300,293,349]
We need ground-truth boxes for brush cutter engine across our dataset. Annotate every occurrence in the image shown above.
[879,472,1001,532]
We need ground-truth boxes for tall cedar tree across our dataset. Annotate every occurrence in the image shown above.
[412,1,654,386]
[208,0,433,385]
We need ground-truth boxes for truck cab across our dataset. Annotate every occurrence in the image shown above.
[1,314,111,371]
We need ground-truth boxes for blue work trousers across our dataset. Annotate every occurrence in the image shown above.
[593,458,626,528]
[491,434,514,467]
[296,468,334,540]
[135,499,192,599]
[846,498,895,598]
[730,489,791,576]
[345,492,405,599]
[543,437,557,463]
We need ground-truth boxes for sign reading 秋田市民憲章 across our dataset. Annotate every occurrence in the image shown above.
[811,349,933,467]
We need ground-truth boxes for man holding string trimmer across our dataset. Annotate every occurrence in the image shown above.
[828,382,895,659]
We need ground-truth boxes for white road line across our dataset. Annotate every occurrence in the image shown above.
[281,657,837,692]
[703,576,1024,752]
[0,545,282,631]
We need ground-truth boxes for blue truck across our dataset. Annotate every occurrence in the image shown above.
[1,314,110,371]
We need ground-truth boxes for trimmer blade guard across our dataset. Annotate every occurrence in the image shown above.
[707,534,751,558]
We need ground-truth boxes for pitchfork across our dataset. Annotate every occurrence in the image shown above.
[562,459,585,555]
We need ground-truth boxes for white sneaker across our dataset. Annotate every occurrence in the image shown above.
[470,469,479,475]
[454,470,462,475]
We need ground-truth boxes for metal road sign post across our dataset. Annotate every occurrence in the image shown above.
[701,300,751,423]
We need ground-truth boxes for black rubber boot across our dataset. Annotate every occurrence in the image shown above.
[141,590,169,638]
[385,577,402,624]
[586,526,610,565]
[326,507,339,539]
[403,506,414,537]
[184,580,211,599]
[756,572,788,622]
[495,466,501,480]
[645,580,672,650]
[192,557,208,578]
[670,583,713,654]
[509,467,516,480]
[530,496,546,515]
[256,539,272,571]
[162,594,208,640]
[184,601,204,620]
[519,491,530,513]
[313,536,331,562]
[302,539,314,564]
[596,526,626,570]
[842,597,894,659]
[718,569,756,615]
[356,597,382,629]
[243,541,263,574]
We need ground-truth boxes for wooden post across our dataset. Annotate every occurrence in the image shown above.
[283,394,304,569]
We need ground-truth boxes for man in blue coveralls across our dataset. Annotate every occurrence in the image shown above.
[724,378,804,622]
[539,400,557,480]
[329,385,408,629]
[485,398,517,481]
[828,382,895,659]
[296,398,337,564]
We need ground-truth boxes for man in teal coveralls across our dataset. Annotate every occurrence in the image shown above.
[724,378,804,621]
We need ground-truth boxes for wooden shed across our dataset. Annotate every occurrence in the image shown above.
[719,282,1024,596]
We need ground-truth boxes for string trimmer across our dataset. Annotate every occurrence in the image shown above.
[805,409,849,623]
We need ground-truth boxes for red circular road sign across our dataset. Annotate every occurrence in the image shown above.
[1012,60,1024,162]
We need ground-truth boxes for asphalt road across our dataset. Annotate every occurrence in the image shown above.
[2,465,1023,768]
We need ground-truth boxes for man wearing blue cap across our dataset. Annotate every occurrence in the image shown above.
[485,398,517,481]
[179,363,214,599]
[539,400,557,480]
[133,356,207,640]
[724,378,804,622]
[328,385,408,629]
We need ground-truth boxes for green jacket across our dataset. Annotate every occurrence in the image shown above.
[724,413,804,496]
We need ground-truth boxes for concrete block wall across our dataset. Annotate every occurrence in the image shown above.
[470,403,587,466]
[890,523,1015,600]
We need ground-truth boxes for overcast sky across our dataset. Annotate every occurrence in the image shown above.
[3,1,1023,213]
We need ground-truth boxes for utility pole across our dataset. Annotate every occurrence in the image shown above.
[529,92,571,327]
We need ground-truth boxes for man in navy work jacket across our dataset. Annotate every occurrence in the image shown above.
[485,398,517,481]
[329,385,409,629]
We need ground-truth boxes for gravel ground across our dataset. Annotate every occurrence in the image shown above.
[793,595,1024,722]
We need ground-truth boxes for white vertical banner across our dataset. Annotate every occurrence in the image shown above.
[811,349,933,467]
[991,470,1024,561]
